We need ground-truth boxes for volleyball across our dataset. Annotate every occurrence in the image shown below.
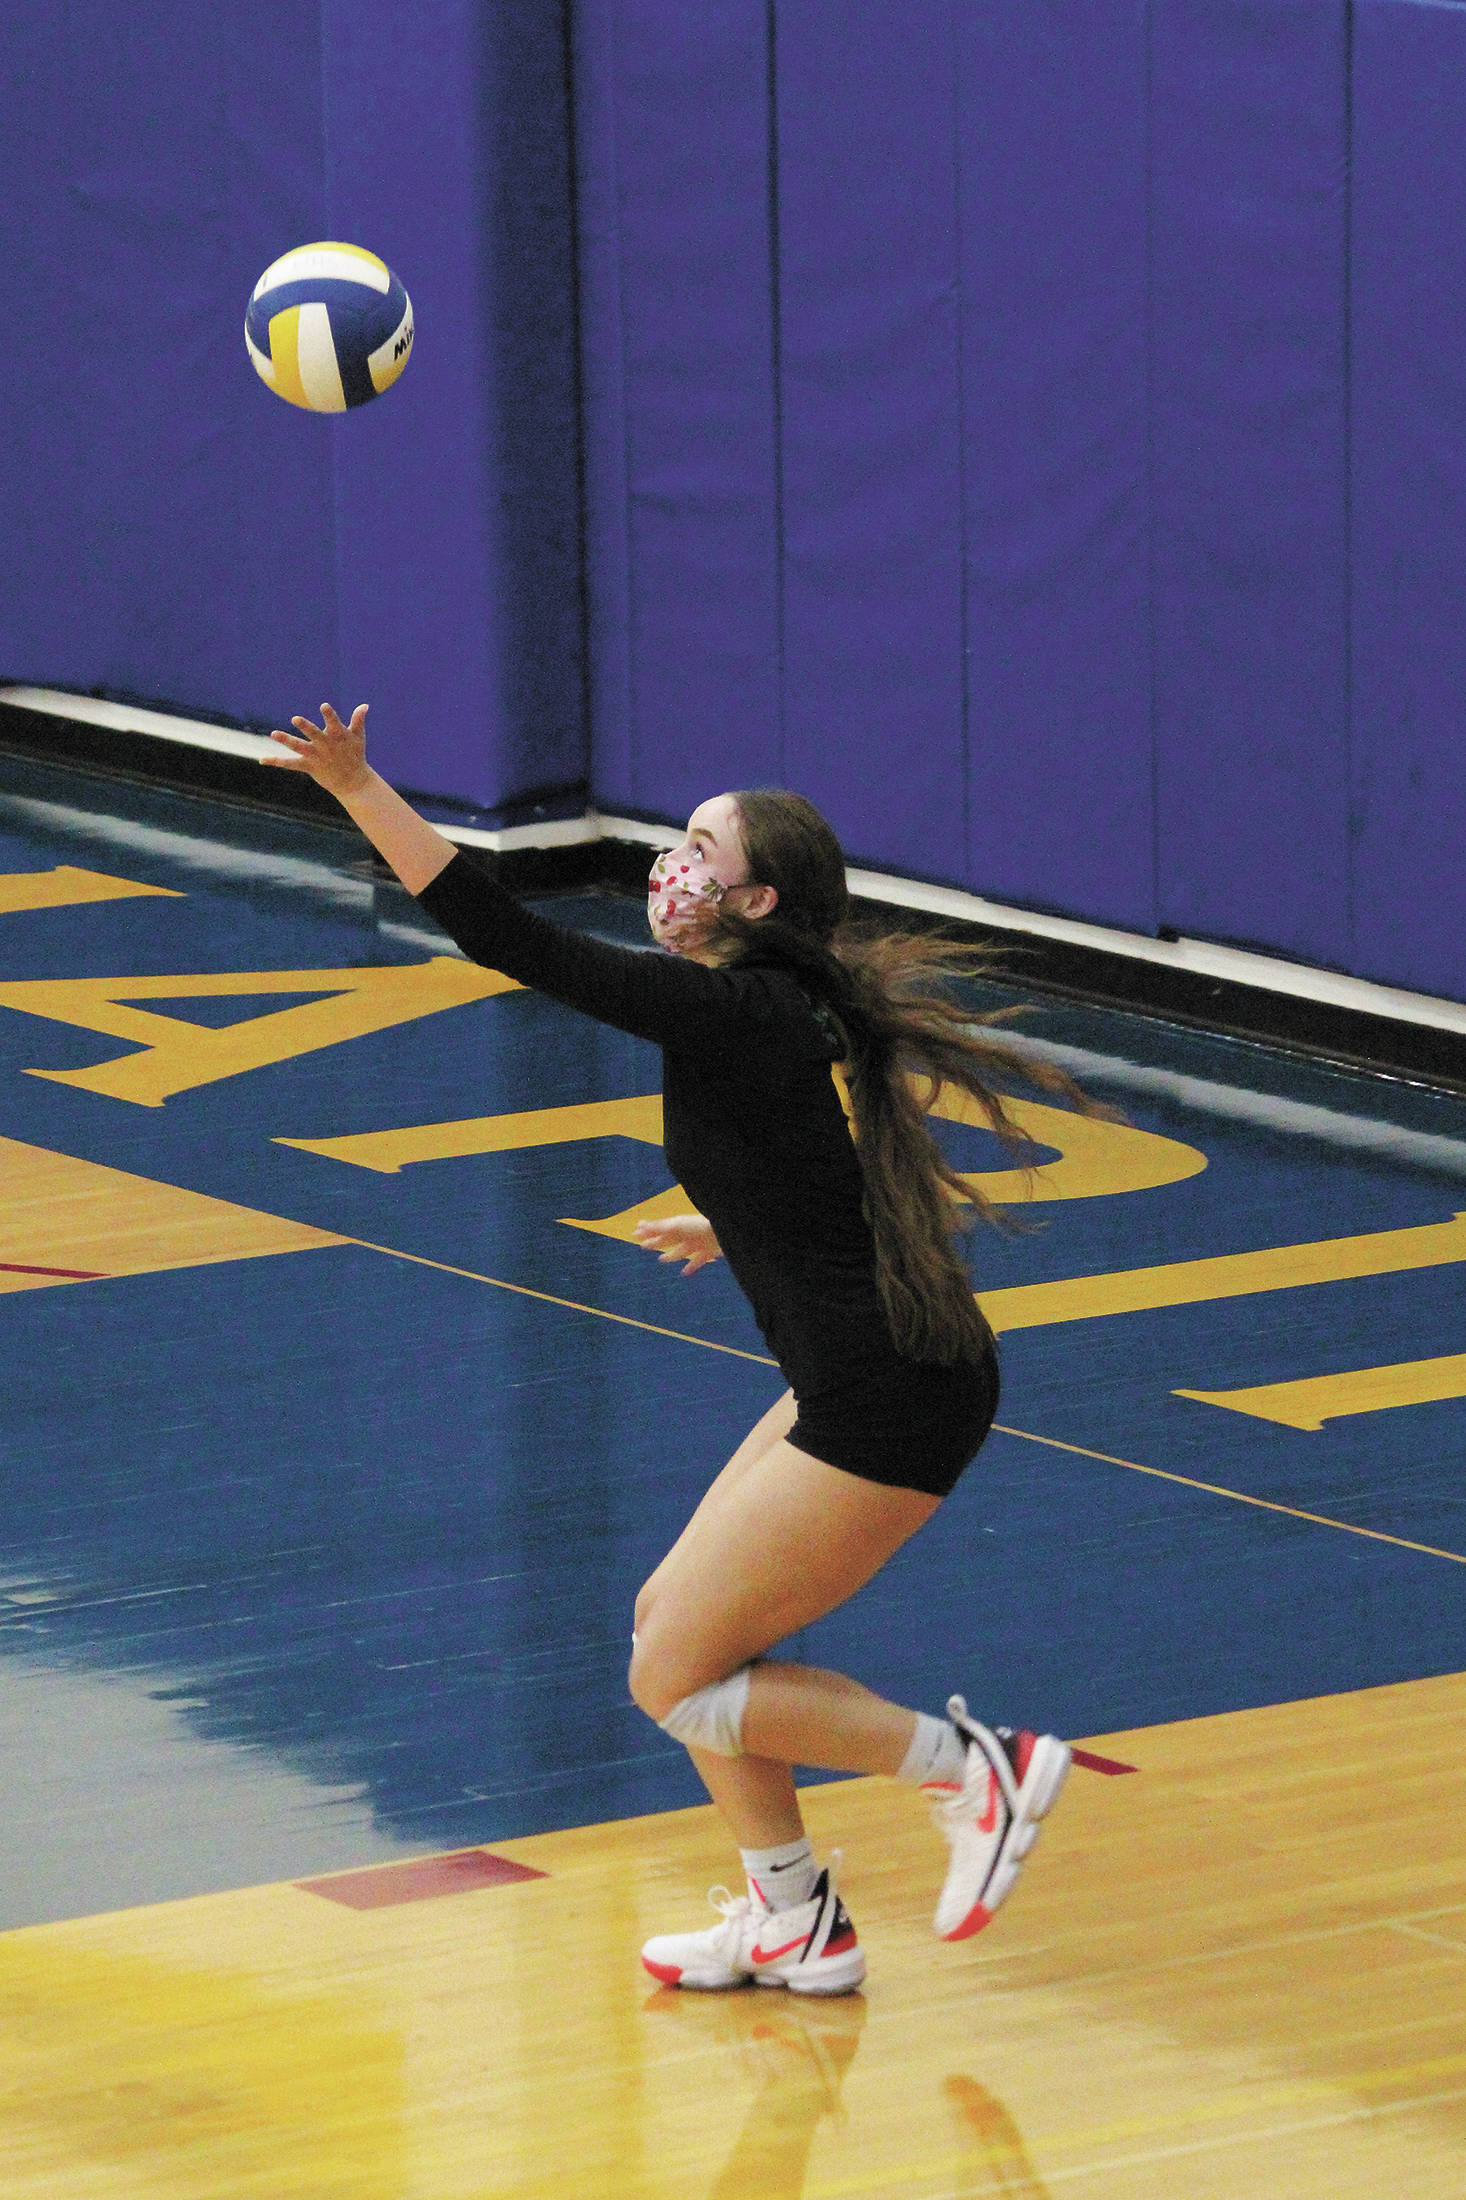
[245,243,414,413]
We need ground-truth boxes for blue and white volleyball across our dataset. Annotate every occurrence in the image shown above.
[245,243,413,412]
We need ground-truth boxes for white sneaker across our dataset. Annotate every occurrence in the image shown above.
[640,1857,866,1995]
[928,1697,1071,1940]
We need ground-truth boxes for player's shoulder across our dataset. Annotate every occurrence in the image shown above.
[711,957,841,1056]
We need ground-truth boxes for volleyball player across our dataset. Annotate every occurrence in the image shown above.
[266,703,1082,1995]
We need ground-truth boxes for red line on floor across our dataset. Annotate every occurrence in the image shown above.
[1072,1748,1138,1775]
[0,1261,107,1278]
[296,1848,547,1909]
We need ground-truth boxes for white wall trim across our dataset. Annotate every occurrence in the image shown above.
[0,685,279,762]
[4,685,1464,1038]
[835,867,1466,1038]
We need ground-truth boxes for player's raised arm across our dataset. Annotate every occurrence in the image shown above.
[263,702,456,896]
[263,702,756,1054]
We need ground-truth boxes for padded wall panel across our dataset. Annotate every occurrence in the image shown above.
[0,2,337,722]
[573,0,636,813]
[955,0,1154,929]
[1348,0,1466,1004]
[322,0,585,812]
[578,0,781,820]
[0,2,583,817]
[774,0,966,879]
[1151,0,1350,961]
[321,0,503,805]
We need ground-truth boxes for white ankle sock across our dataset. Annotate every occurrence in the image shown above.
[898,1710,968,1790]
[739,1836,819,1910]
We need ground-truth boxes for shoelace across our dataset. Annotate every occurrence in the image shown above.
[704,1885,762,1958]
[705,1851,844,1954]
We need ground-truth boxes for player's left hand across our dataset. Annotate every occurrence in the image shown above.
[634,1215,721,1276]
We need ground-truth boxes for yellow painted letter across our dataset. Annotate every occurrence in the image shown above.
[1176,1352,1466,1431]
[0,866,183,914]
[0,960,521,1106]
[930,1090,1207,1205]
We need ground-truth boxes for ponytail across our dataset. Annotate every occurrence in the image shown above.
[714,790,1110,1367]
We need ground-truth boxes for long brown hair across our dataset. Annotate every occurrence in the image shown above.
[712,788,1105,1367]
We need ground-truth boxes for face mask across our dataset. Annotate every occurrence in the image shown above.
[647,848,729,950]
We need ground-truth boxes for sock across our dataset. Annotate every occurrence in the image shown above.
[897,1710,968,1791]
[739,1836,820,1911]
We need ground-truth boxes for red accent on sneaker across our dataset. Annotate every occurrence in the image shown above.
[944,1900,994,1943]
[750,1931,811,1965]
[1011,1730,1036,1780]
[921,1779,962,1794]
[641,1957,683,1984]
[976,1769,1000,1834]
[823,1928,859,1956]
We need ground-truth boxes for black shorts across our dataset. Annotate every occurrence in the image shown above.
[787,1339,999,1499]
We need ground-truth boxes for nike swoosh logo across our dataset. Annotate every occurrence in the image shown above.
[750,1933,808,1964]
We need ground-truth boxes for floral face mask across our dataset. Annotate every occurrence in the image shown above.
[647,847,731,951]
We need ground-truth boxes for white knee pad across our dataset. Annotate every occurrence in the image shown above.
[658,1666,752,1757]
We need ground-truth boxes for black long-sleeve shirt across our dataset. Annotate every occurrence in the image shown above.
[417,852,905,1398]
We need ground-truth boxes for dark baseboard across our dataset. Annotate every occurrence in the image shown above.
[0,698,352,827]
[1,700,1461,1093]
[925,919,1466,1095]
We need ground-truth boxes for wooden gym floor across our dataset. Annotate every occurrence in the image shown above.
[0,750,1463,2196]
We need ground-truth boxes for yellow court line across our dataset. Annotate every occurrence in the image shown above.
[991,1422,1466,1566]
[340,1234,781,1366]
[339,1230,1466,1566]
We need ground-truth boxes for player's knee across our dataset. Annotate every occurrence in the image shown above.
[627,1629,677,1720]
[628,1587,661,1705]
[629,1635,751,1755]
[657,1666,752,1756]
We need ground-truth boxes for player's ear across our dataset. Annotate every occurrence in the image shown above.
[742,882,778,921]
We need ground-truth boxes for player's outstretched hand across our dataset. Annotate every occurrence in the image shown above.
[634,1215,721,1276]
[264,703,372,798]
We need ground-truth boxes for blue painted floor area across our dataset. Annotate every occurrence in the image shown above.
[1,751,1463,1925]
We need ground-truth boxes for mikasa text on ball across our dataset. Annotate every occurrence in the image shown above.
[245,243,413,412]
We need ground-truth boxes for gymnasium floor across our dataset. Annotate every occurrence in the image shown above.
[1,749,1464,2197]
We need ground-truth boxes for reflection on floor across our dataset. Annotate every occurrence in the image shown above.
[3,1674,1463,2199]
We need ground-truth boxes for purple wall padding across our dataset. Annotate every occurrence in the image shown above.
[576,0,781,821]
[1,2,583,818]
[572,0,636,814]
[322,2,584,811]
[955,0,1154,930]
[1348,0,1466,1002]
[1,2,337,721]
[774,0,966,881]
[10,1,1466,999]
[1150,0,1351,962]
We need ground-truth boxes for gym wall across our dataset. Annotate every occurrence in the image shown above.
[0,0,585,818]
[577,0,1466,1000]
[2,2,1464,999]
